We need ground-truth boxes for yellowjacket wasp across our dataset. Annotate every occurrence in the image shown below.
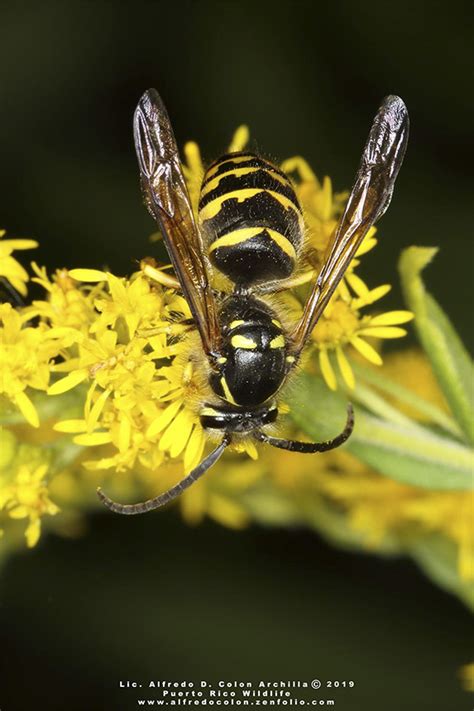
[98,90,409,514]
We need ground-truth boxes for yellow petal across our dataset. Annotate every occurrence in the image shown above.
[280,156,318,183]
[358,326,407,339]
[355,231,377,256]
[336,346,355,390]
[458,663,474,693]
[353,284,391,308]
[228,125,249,153]
[314,176,332,220]
[73,432,113,446]
[184,427,206,473]
[368,311,414,326]
[350,336,383,365]
[319,349,337,390]
[459,538,474,582]
[207,494,249,529]
[118,416,132,453]
[53,419,88,433]
[365,284,391,302]
[181,483,207,526]
[159,408,192,454]
[50,358,82,373]
[87,388,111,432]
[84,381,97,420]
[337,278,351,302]
[44,326,83,342]
[242,440,258,460]
[26,518,41,548]
[169,411,194,458]
[8,505,29,519]
[106,272,127,304]
[183,140,203,175]
[146,399,182,438]
[1,238,38,250]
[14,391,39,427]
[47,369,88,395]
[346,272,369,297]
[69,268,108,282]
[8,277,28,297]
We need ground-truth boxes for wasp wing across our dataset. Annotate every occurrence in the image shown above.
[290,95,409,355]
[134,89,221,357]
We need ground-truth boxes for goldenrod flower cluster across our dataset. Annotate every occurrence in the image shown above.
[0,130,471,611]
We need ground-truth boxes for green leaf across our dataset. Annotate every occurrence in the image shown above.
[289,374,473,491]
[409,534,474,610]
[351,360,463,439]
[399,247,474,444]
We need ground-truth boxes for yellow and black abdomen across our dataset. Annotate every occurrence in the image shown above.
[198,152,304,287]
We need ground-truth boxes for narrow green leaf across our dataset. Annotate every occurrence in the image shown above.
[289,374,473,491]
[351,381,419,427]
[399,247,474,444]
[409,535,474,610]
[351,360,463,438]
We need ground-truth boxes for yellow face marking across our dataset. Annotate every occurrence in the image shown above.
[217,356,227,364]
[272,319,282,329]
[208,226,297,261]
[231,334,258,350]
[286,355,296,364]
[204,155,257,181]
[270,334,285,349]
[200,166,290,199]
[199,189,303,228]
[229,319,245,329]
[220,376,237,405]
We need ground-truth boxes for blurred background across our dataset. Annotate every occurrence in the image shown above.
[0,1,472,709]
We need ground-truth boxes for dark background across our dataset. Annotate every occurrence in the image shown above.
[0,1,472,709]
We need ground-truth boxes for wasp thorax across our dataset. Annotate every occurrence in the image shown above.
[210,297,288,407]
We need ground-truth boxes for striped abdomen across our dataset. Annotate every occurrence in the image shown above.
[198,152,304,287]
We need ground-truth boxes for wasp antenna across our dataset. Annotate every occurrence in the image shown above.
[97,434,231,515]
[253,404,354,453]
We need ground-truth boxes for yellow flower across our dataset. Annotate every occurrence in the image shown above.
[0,461,59,547]
[49,271,207,477]
[312,299,414,390]
[458,663,474,692]
[0,230,38,297]
[26,263,100,333]
[0,302,79,427]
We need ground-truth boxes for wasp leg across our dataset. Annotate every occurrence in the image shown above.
[97,434,231,515]
[253,404,354,453]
